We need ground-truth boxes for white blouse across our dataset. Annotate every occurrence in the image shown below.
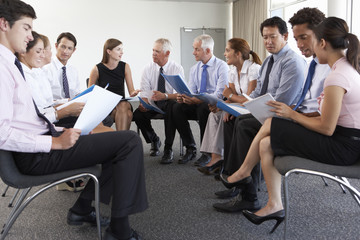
[228,59,260,95]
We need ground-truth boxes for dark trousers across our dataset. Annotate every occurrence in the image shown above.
[13,131,148,218]
[172,102,210,148]
[223,114,262,201]
[133,100,176,150]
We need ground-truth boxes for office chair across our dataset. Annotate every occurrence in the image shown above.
[0,150,103,240]
[274,155,360,239]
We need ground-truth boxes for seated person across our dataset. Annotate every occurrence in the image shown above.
[133,38,184,163]
[173,34,229,166]
[0,1,148,239]
[88,38,140,131]
[18,31,113,191]
[198,38,261,175]
[221,17,360,234]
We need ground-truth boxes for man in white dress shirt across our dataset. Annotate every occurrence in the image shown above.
[45,32,80,100]
[133,38,185,164]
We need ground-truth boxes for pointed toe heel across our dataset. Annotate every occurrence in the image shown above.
[242,209,285,234]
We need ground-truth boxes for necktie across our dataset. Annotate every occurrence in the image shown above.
[157,67,166,109]
[200,64,208,94]
[293,60,317,110]
[14,58,59,137]
[260,56,274,95]
[62,66,70,98]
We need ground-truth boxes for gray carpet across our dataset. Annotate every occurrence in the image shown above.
[1,120,360,240]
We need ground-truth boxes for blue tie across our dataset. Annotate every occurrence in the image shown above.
[200,64,208,94]
[293,59,317,110]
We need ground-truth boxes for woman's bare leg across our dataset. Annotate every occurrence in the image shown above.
[114,101,133,131]
[255,136,283,216]
[227,118,272,183]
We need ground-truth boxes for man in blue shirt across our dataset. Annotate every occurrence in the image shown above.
[173,34,229,166]
[213,16,307,212]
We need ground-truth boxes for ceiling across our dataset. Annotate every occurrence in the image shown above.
[139,0,236,3]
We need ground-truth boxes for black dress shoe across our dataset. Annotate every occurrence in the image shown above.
[194,154,211,167]
[150,138,161,156]
[243,209,285,234]
[197,160,223,175]
[67,209,110,226]
[220,174,252,189]
[104,228,143,240]
[213,194,260,213]
[214,187,240,199]
[178,147,196,164]
[160,149,173,164]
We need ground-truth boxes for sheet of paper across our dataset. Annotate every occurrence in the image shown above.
[56,93,91,110]
[138,92,165,114]
[74,86,122,135]
[243,93,276,124]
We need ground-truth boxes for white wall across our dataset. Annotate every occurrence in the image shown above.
[25,0,232,92]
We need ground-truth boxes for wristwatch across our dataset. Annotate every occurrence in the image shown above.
[164,93,168,100]
[228,93,233,100]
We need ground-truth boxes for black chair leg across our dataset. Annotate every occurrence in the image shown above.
[1,186,9,197]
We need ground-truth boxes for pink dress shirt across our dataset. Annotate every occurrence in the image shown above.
[0,44,52,152]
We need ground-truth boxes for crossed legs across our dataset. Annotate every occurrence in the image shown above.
[226,118,283,216]
[111,101,133,131]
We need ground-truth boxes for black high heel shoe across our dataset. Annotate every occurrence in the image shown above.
[197,160,224,175]
[242,209,285,234]
[220,174,252,189]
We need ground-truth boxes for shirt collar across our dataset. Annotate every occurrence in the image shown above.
[53,56,66,69]
[21,62,32,73]
[240,59,252,74]
[159,60,170,73]
[0,43,16,65]
[201,55,216,68]
[272,43,290,62]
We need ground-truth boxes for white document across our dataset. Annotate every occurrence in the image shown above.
[74,86,122,135]
[56,94,91,110]
[243,93,276,124]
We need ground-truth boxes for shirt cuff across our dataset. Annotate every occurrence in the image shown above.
[34,135,52,152]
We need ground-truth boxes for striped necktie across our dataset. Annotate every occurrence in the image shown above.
[62,66,70,98]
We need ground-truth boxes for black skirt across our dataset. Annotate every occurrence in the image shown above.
[270,117,360,166]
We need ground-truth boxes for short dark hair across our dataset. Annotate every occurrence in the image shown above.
[56,32,77,47]
[260,16,288,36]
[26,31,41,52]
[289,7,325,30]
[0,0,36,27]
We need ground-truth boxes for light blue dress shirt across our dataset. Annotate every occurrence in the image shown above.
[250,44,306,105]
[188,55,229,99]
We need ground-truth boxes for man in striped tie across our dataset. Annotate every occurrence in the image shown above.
[44,32,80,100]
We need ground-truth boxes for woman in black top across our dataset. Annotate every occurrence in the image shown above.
[89,38,140,130]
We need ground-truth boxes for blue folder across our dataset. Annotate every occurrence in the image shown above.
[72,84,95,100]
[138,97,165,114]
[161,74,193,96]
[216,101,250,117]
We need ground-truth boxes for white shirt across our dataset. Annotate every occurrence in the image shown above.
[140,60,184,99]
[228,60,260,95]
[298,57,331,113]
[22,64,61,123]
[44,57,80,100]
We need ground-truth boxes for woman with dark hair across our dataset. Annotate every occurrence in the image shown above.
[88,38,140,131]
[197,38,261,174]
[220,17,360,233]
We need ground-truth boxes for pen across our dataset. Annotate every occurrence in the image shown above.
[105,83,109,89]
